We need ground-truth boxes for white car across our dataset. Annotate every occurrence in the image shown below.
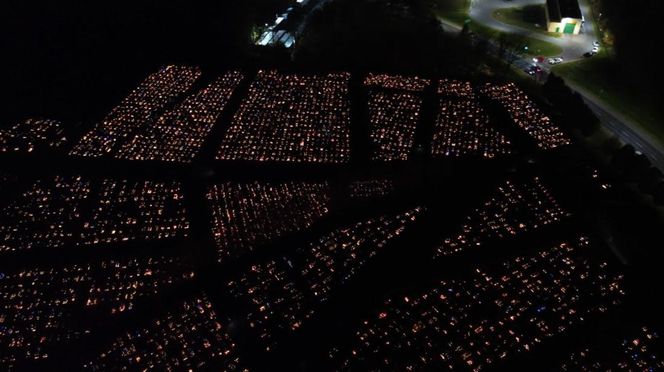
[593,41,600,47]
[592,46,600,53]
[548,57,564,65]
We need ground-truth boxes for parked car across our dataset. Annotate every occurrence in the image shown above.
[526,65,542,75]
[583,51,596,58]
[592,46,600,53]
[593,41,600,47]
[548,57,564,65]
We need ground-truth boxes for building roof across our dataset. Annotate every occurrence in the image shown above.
[546,0,582,22]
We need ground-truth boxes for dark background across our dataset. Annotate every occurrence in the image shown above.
[2,1,664,370]
[0,1,289,126]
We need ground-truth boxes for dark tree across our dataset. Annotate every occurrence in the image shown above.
[544,73,600,136]
[293,0,455,74]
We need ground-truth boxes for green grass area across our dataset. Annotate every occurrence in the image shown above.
[553,52,664,145]
[433,0,471,25]
[469,20,563,57]
[491,5,561,38]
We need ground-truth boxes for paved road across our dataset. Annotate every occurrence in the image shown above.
[572,82,664,170]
